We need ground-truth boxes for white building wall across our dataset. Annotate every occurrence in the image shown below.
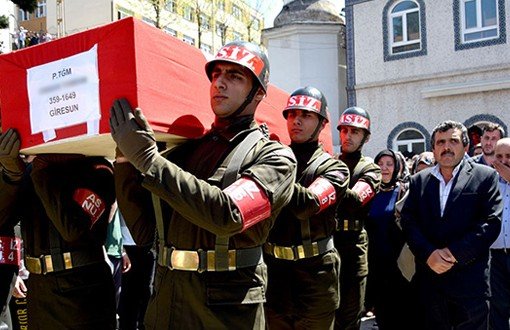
[351,0,510,158]
[46,0,111,36]
[0,0,16,53]
[264,23,346,150]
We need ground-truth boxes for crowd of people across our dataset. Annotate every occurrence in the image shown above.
[11,26,54,50]
[0,40,508,330]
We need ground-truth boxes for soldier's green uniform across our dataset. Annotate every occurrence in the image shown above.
[0,151,117,329]
[265,142,349,329]
[115,118,296,329]
[111,40,296,330]
[334,107,381,330]
[263,86,349,329]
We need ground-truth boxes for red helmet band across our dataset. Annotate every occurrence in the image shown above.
[215,45,265,77]
[339,114,370,130]
[285,95,322,114]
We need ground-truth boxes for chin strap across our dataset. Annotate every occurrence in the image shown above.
[227,84,260,119]
[305,118,325,143]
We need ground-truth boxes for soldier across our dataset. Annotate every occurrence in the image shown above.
[334,107,381,330]
[111,41,296,329]
[264,86,349,329]
[0,129,117,329]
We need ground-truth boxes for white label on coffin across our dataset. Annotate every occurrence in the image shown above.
[27,45,100,141]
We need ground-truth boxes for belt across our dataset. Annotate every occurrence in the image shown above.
[157,246,263,272]
[338,219,364,231]
[264,236,335,261]
[25,247,105,275]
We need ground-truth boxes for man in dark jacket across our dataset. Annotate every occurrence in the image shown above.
[401,120,502,329]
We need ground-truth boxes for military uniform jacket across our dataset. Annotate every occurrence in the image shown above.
[268,143,349,246]
[336,151,381,226]
[115,119,296,250]
[114,118,296,328]
[0,156,117,329]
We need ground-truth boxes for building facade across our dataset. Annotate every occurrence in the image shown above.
[0,0,17,53]
[13,0,263,54]
[346,0,509,158]
[263,0,346,152]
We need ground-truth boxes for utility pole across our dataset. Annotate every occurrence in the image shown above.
[56,0,65,38]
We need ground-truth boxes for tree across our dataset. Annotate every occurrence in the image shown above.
[0,16,9,29]
[10,0,38,12]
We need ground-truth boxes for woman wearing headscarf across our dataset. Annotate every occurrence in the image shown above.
[365,149,415,330]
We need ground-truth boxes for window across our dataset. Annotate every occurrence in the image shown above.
[184,6,194,22]
[217,0,226,11]
[232,5,242,19]
[19,9,30,21]
[165,0,176,13]
[165,27,177,37]
[395,129,426,158]
[387,122,430,158]
[390,1,421,54]
[200,43,212,54]
[383,0,427,61]
[252,17,260,30]
[183,35,195,46]
[216,21,226,36]
[36,0,47,18]
[142,17,156,27]
[461,0,498,42]
[200,14,210,30]
[454,0,506,49]
[233,31,242,40]
[117,9,131,20]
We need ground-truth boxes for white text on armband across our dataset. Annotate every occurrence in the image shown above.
[308,177,336,213]
[224,177,271,231]
[352,181,375,206]
[0,236,21,266]
[73,188,106,227]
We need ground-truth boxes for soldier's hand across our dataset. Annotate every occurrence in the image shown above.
[109,98,157,172]
[0,129,25,181]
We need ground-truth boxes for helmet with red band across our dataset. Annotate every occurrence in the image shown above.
[205,41,270,93]
[283,86,329,122]
[337,106,371,134]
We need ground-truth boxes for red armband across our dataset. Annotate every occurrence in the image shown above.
[308,177,336,213]
[73,188,106,227]
[352,181,375,206]
[0,236,21,266]
[224,178,271,231]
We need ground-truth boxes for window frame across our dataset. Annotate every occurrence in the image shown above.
[387,122,431,156]
[36,0,47,18]
[383,0,427,61]
[183,35,195,46]
[389,1,421,54]
[454,0,506,50]
[460,0,499,43]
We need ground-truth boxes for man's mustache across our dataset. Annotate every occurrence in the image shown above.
[441,151,455,157]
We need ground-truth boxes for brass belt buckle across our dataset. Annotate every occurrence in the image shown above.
[273,246,295,260]
[26,257,42,274]
[43,255,53,274]
[171,250,199,271]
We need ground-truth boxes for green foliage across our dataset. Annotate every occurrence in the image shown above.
[0,15,8,29]
[11,0,38,13]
